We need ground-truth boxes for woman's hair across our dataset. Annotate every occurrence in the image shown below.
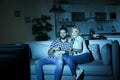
[72,26,80,32]
[72,26,82,36]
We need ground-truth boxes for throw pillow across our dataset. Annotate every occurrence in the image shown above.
[101,43,112,65]
[88,44,100,60]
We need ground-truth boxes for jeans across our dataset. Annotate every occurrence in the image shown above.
[35,57,64,80]
[62,53,91,76]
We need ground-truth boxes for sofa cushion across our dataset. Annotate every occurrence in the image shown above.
[30,59,72,75]
[31,59,82,76]
[101,43,112,65]
[31,59,112,76]
[78,60,112,76]
[88,44,100,60]
[88,40,112,54]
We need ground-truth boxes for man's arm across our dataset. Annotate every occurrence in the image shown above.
[48,48,55,56]
[48,47,61,56]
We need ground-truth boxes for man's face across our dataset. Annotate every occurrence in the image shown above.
[59,29,67,39]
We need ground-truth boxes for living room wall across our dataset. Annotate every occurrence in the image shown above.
[0,0,120,44]
[0,0,55,44]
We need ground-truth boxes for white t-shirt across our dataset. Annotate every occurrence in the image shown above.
[73,36,89,56]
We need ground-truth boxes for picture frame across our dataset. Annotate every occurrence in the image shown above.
[14,10,21,17]
[110,12,116,20]
[95,12,106,21]
[71,12,85,22]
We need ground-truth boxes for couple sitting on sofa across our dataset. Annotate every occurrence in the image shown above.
[35,26,92,80]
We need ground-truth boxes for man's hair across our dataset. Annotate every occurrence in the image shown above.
[59,27,68,33]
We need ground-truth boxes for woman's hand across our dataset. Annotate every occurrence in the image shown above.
[68,48,74,56]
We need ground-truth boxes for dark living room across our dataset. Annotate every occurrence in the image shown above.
[0,0,120,80]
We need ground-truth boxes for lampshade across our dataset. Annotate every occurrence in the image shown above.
[57,4,65,12]
[49,2,65,13]
[49,4,58,12]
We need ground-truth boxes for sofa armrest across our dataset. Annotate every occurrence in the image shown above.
[112,40,120,80]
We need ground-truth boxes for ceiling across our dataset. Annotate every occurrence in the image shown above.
[56,0,120,5]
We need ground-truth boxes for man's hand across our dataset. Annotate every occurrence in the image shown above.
[53,47,61,51]
[48,47,61,56]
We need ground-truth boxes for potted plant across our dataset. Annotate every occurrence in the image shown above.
[32,15,53,41]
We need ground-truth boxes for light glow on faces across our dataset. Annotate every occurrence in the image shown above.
[72,28,80,38]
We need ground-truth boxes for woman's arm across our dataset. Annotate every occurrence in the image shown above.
[72,41,83,53]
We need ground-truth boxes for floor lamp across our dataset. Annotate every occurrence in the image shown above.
[49,0,65,37]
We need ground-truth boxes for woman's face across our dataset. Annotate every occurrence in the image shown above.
[71,28,79,38]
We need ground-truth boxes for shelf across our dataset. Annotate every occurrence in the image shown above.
[97,32,120,35]
[82,32,120,36]
[59,21,75,27]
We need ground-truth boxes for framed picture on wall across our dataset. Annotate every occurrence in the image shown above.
[95,12,106,21]
[14,10,21,17]
[110,12,116,20]
[71,12,85,22]
[24,16,31,23]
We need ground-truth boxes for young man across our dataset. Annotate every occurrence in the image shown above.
[35,27,72,80]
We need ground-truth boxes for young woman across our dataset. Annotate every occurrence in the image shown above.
[63,27,91,80]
